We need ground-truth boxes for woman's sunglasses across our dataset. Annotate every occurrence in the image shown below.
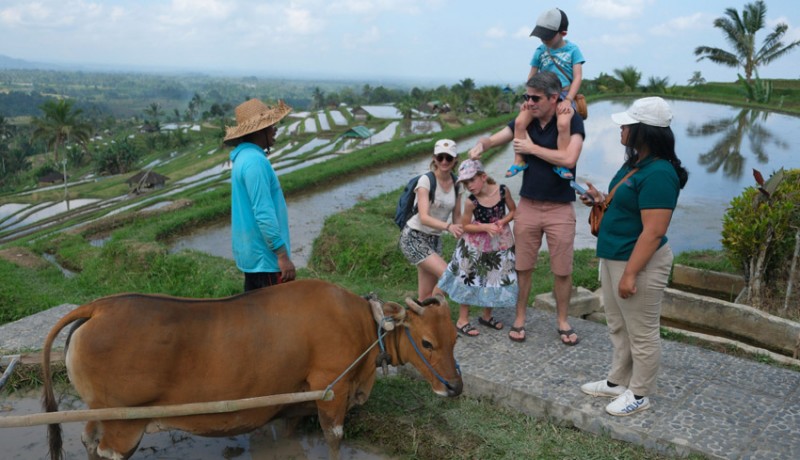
[435,154,454,163]
[520,94,545,103]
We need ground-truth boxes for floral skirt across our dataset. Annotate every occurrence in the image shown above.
[437,226,518,308]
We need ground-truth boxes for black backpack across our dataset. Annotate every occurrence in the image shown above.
[394,171,458,229]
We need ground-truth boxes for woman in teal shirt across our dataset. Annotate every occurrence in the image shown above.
[578,97,688,416]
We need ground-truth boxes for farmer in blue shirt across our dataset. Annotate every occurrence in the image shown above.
[224,99,296,291]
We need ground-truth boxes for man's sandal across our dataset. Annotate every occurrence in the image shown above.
[508,326,526,342]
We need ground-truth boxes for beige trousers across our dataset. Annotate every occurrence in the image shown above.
[600,244,673,396]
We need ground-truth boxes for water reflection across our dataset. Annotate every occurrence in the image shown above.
[687,108,788,179]
[166,100,800,263]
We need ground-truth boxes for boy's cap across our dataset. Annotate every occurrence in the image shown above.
[530,8,568,41]
[434,139,457,157]
[611,97,673,128]
[457,159,485,182]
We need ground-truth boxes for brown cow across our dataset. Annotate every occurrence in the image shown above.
[41,279,462,460]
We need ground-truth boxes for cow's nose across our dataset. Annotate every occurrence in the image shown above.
[446,378,463,397]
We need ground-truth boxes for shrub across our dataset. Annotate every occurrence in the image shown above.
[722,168,800,310]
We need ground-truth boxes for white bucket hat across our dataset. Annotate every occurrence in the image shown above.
[611,97,673,128]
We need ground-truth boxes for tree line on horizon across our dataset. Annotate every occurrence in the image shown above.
[1,0,798,192]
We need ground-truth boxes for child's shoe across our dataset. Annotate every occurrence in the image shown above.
[505,163,528,177]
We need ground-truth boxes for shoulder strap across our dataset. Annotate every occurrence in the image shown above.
[425,171,437,203]
[426,171,459,204]
[606,169,639,201]
[544,48,571,84]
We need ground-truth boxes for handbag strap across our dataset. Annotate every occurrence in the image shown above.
[605,168,639,202]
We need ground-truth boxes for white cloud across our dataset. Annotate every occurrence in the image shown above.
[578,0,649,20]
[328,0,438,15]
[0,1,72,27]
[485,27,506,39]
[514,26,531,39]
[651,12,709,36]
[342,25,381,49]
[596,32,643,51]
[284,6,321,34]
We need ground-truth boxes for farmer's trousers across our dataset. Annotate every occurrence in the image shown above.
[600,244,673,396]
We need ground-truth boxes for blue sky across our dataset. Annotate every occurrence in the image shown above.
[1,0,798,87]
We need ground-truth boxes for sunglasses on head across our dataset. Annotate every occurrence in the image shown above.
[521,94,546,103]
[435,154,454,162]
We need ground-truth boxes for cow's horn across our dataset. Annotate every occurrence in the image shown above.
[404,297,425,315]
[368,298,395,330]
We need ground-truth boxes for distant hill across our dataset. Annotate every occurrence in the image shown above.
[0,54,62,70]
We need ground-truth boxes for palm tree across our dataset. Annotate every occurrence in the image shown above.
[312,87,326,110]
[687,71,706,86]
[613,66,642,92]
[187,92,204,121]
[688,108,787,179]
[0,115,12,175]
[143,102,164,133]
[31,99,92,163]
[694,0,800,83]
[644,76,670,93]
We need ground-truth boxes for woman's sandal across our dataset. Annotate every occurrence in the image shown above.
[505,163,528,177]
[553,166,574,180]
[456,322,480,337]
[478,316,504,330]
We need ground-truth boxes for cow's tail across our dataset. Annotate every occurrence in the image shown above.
[42,303,95,460]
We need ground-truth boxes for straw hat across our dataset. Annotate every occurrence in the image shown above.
[223,99,293,144]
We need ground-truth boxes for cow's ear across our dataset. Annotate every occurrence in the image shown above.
[404,297,425,316]
[382,301,407,326]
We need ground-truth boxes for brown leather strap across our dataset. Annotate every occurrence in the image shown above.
[605,169,638,202]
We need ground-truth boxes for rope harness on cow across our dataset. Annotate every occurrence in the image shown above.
[323,317,393,399]
[403,327,462,393]
[324,316,461,398]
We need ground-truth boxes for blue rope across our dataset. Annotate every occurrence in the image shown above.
[404,328,461,391]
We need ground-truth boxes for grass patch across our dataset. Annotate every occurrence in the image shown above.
[673,249,739,274]
[343,375,700,460]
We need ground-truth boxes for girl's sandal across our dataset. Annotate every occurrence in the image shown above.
[456,322,480,337]
[478,316,504,330]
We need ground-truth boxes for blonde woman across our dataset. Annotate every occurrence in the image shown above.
[399,139,465,300]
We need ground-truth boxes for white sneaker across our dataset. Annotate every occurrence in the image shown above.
[581,380,627,398]
[605,389,650,416]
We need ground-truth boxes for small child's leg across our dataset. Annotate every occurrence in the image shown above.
[507,110,533,177]
[456,304,479,336]
[478,307,504,330]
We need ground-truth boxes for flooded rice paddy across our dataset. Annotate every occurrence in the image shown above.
[0,389,390,460]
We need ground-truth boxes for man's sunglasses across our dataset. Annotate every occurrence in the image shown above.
[435,154,454,162]
[520,94,545,103]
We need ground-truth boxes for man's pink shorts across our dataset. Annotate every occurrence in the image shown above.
[513,197,576,276]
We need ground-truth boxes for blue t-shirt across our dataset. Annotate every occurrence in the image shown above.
[507,113,585,202]
[531,41,585,87]
[229,142,291,273]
